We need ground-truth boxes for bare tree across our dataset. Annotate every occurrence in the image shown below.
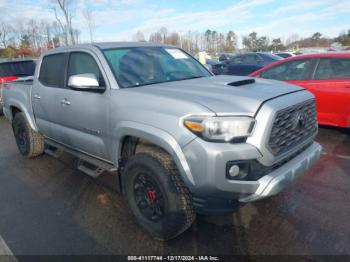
[52,7,67,45]
[159,27,168,44]
[83,7,95,43]
[51,0,76,45]
[225,31,237,52]
[149,32,162,43]
[0,21,14,48]
[133,31,145,42]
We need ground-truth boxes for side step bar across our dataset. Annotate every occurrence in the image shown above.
[77,159,105,178]
[45,139,117,178]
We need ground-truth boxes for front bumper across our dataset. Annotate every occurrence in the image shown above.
[182,140,322,213]
[238,142,321,202]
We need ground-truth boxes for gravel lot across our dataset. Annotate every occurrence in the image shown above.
[0,116,349,255]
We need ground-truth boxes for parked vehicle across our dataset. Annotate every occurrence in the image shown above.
[2,43,321,240]
[0,59,36,115]
[250,52,350,128]
[274,52,296,58]
[218,53,234,62]
[205,59,224,75]
[221,52,281,76]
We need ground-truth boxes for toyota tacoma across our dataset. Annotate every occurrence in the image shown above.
[2,42,322,240]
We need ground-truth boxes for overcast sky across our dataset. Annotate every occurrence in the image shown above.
[2,0,349,43]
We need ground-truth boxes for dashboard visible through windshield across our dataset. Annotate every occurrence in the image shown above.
[103,47,211,88]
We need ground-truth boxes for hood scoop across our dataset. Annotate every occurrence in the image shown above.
[227,78,255,87]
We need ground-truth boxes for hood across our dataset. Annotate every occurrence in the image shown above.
[127,75,304,116]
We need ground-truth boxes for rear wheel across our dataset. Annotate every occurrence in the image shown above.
[12,112,44,158]
[122,149,195,240]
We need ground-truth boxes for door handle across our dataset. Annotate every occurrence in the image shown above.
[33,94,41,100]
[60,99,71,106]
[346,86,350,88]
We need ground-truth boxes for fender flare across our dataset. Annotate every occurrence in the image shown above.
[7,99,38,131]
[112,121,195,187]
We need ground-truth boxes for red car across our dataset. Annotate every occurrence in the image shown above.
[249,53,350,128]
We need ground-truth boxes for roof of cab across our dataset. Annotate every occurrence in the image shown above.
[94,42,174,49]
[43,42,176,55]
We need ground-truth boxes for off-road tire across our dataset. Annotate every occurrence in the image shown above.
[12,112,44,158]
[122,148,196,240]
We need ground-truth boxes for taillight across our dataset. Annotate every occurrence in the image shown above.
[0,76,17,89]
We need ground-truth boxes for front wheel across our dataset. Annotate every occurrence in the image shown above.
[122,149,196,240]
[12,112,44,158]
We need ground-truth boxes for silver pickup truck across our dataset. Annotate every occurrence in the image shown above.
[2,42,322,240]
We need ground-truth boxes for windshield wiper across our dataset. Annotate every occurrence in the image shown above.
[126,76,207,88]
[180,76,205,81]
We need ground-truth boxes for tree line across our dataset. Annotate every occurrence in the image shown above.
[1,0,350,58]
[145,28,350,54]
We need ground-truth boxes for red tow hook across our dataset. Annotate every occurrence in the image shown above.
[147,190,157,203]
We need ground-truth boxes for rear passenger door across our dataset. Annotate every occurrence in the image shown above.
[302,57,350,126]
[33,53,67,139]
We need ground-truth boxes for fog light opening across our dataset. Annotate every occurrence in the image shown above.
[228,165,240,178]
[226,161,251,180]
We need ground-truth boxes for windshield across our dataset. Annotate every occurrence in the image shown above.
[0,61,36,77]
[103,47,211,88]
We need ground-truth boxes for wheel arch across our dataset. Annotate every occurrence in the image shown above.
[112,121,195,187]
[8,101,37,131]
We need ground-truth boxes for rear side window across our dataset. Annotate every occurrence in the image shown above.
[261,59,312,81]
[230,56,242,63]
[67,52,105,87]
[314,58,350,79]
[39,54,65,88]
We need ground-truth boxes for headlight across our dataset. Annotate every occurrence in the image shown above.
[184,116,255,142]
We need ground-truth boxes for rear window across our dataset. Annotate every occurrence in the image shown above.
[314,58,350,79]
[39,54,66,88]
[0,61,36,77]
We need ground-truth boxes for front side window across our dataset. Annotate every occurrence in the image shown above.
[261,59,312,81]
[67,52,105,87]
[314,58,350,80]
[39,54,65,88]
[241,54,258,64]
[103,47,211,88]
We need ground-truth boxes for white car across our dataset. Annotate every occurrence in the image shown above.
[274,52,297,58]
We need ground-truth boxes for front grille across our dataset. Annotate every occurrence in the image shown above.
[268,99,317,155]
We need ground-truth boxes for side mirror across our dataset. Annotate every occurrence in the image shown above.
[68,73,99,89]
